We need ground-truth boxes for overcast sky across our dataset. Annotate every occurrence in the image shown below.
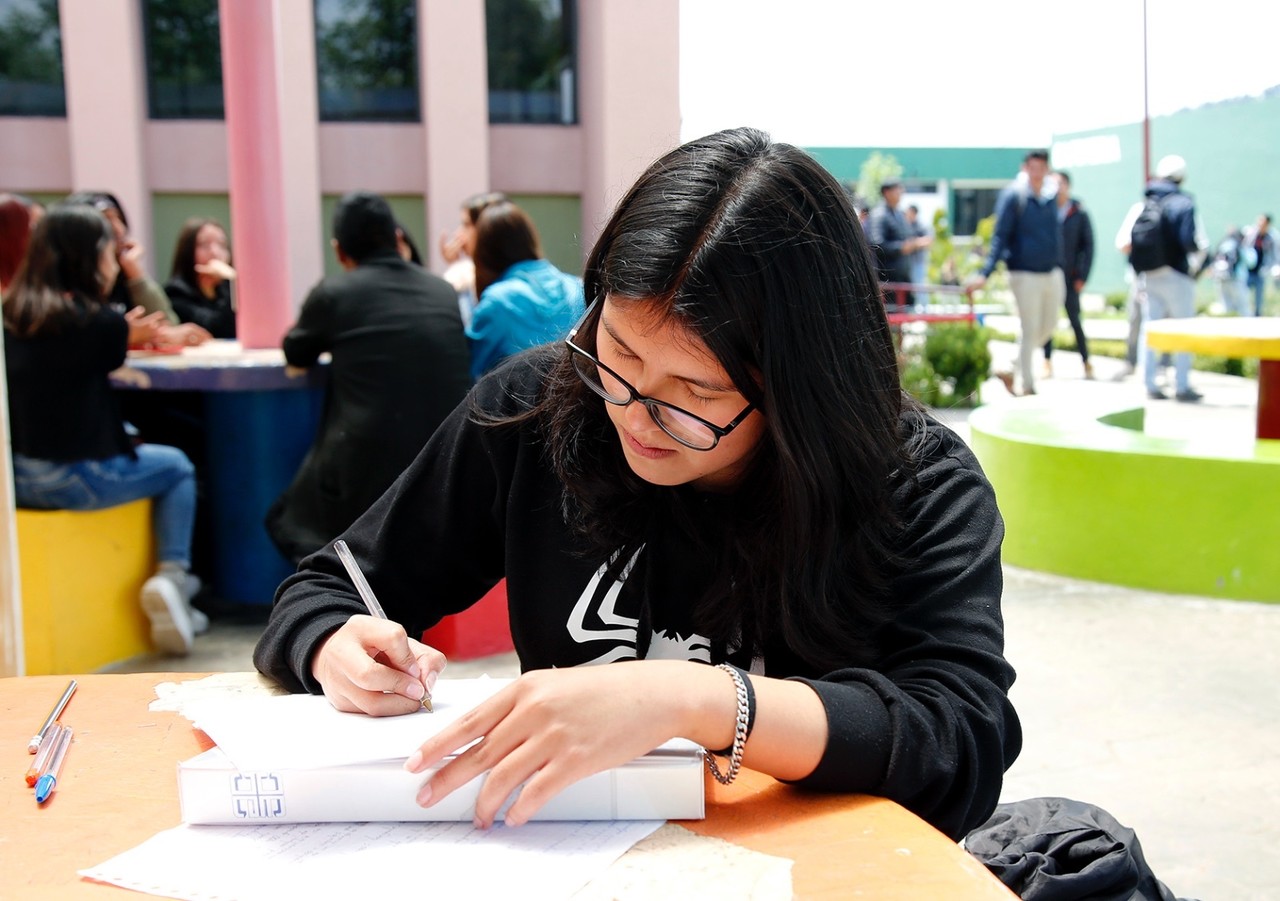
[679,0,1280,147]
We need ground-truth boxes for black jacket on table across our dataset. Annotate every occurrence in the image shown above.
[264,254,473,563]
[253,347,1021,839]
[4,302,134,462]
[165,277,236,338]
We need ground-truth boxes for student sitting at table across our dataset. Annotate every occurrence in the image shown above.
[439,191,507,327]
[254,128,1022,840]
[164,217,237,339]
[64,191,211,348]
[265,191,473,565]
[464,200,585,380]
[4,204,206,655]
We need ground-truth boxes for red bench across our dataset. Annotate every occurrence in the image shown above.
[880,282,978,327]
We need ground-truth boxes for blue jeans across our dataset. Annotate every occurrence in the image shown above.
[1247,271,1267,316]
[1139,267,1195,394]
[12,445,196,568]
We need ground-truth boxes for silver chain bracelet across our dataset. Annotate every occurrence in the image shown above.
[706,663,749,785]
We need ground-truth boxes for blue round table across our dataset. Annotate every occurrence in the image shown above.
[111,341,327,605]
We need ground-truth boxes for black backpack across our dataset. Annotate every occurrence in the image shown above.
[1128,196,1172,273]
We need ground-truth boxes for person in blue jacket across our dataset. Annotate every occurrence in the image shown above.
[465,201,585,380]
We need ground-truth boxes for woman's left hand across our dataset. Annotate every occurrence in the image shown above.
[405,662,692,828]
[124,306,169,346]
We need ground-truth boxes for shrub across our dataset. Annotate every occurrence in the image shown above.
[900,323,993,408]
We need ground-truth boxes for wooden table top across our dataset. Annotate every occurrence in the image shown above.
[1,673,1012,899]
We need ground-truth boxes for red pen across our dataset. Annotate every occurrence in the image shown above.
[25,723,63,787]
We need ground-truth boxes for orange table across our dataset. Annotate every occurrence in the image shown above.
[1,674,1013,899]
[1146,316,1280,439]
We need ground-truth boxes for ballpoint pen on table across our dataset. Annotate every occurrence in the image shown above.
[34,726,73,804]
[333,539,432,712]
[25,723,63,787]
[27,679,77,753]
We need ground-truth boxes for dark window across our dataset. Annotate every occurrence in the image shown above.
[143,0,225,119]
[314,0,419,122]
[486,0,576,125]
[951,187,1001,237]
[0,0,65,117]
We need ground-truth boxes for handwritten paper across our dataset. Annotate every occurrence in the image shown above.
[183,678,511,770]
[81,819,664,901]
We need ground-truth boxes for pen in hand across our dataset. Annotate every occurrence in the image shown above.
[333,539,432,712]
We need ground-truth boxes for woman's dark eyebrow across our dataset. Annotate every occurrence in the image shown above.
[600,314,736,394]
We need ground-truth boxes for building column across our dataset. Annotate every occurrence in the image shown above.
[217,0,300,348]
[0,338,23,676]
[275,3,325,314]
[58,0,153,262]
[577,0,681,258]
[420,0,491,273]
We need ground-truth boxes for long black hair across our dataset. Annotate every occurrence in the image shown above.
[472,201,543,297]
[527,127,923,669]
[2,203,115,338]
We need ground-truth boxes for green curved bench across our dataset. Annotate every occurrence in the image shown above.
[967,400,1280,603]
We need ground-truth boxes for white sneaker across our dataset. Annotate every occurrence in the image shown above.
[181,573,209,635]
[188,606,210,635]
[141,573,194,656]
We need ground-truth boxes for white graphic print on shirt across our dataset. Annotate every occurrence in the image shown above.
[567,545,711,664]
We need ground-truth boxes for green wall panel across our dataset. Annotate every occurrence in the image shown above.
[320,194,426,279]
[507,193,583,276]
[150,194,233,283]
[805,146,1027,183]
[1055,92,1280,295]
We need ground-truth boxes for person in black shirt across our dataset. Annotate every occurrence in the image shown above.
[867,177,930,302]
[4,204,204,655]
[164,217,237,339]
[254,129,1021,839]
[265,192,472,564]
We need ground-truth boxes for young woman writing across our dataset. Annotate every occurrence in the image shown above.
[254,128,1020,840]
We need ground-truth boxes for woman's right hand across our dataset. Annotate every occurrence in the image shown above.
[156,322,213,347]
[194,259,237,283]
[310,615,446,717]
[439,228,465,265]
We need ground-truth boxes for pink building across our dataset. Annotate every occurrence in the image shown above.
[0,0,681,345]
[0,0,679,675]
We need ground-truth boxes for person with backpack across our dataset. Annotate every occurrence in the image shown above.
[1120,154,1207,402]
[968,150,1065,396]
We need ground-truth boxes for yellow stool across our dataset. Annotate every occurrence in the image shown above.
[17,500,155,674]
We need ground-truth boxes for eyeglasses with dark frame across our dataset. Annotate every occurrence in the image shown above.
[564,301,757,451]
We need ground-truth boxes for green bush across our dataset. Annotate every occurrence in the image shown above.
[926,324,993,403]
[900,323,993,408]
[1104,291,1128,313]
